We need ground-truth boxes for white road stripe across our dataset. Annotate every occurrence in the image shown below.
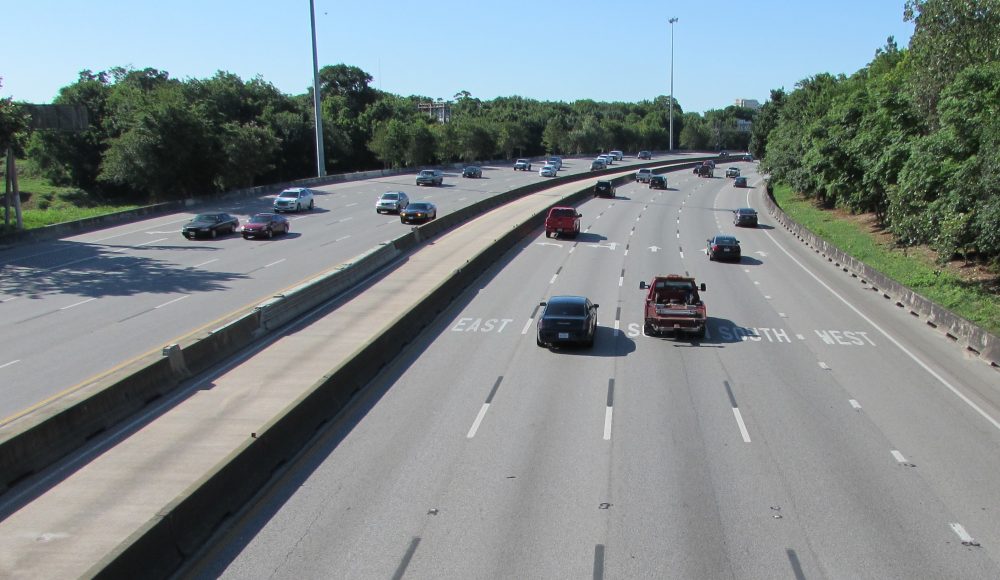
[264,259,286,268]
[890,449,908,464]
[345,202,358,207]
[679,251,684,259]
[521,318,533,335]
[618,276,624,287]
[335,235,351,242]
[819,362,830,370]
[569,246,575,254]
[949,523,976,544]
[134,237,167,247]
[467,403,490,438]
[193,259,218,268]
[0,360,20,370]
[764,227,1000,432]
[60,298,96,310]
[155,295,189,309]
[733,408,751,442]
[849,399,862,409]
[603,407,613,440]
[549,274,557,284]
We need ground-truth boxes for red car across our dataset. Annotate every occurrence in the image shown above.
[544,206,581,238]
[242,213,290,239]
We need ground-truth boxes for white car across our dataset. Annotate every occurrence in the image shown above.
[273,188,315,212]
[598,154,614,165]
[376,191,410,214]
[539,164,558,177]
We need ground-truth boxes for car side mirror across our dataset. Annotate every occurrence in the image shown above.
[576,213,582,218]
[639,281,648,289]
[593,304,599,309]
[539,301,547,307]
[700,283,707,291]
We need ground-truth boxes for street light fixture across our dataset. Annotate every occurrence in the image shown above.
[309,0,326,177]
[669,17,678,152]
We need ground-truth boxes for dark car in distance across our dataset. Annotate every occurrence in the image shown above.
[649,175,668,189]
[400,201,437,224]
[536,295,599,348]
[242,213,289,239]
[594,180,616,198]
[637,150,652,160]
[707,234,742,261]
[182,213,239,239]
[462,166,482,178]
[734,176,748,187]
[733,207,758,227]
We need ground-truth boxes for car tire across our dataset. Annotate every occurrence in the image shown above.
[308,199,314,210]
[211,229,217,239]
[266,228,273,239]
[536,336,545,347]
[696,327,706,339]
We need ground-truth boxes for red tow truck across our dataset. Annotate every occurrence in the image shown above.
[639,274,707,338]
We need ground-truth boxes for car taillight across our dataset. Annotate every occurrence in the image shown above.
[712,245,719,252]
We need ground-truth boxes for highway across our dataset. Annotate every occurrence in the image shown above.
[187,163,1000,578]
[0,155,662,420]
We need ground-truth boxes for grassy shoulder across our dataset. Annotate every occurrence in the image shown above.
[772,182,999,336]
[1,176,139,232]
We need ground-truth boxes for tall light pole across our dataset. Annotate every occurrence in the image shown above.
[668,17,678,152]
[309,0,326,177]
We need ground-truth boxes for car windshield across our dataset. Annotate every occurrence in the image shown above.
[546,302,586,317]
[381,193,399,200]
[419,171,434,176]
[551,209,576,218]
[249,215,272,224]
[408,203,430,211]
[194,214,219,221]
[279,191,299,199]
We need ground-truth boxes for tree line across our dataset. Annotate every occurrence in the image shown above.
[2,64,755,205]
[751,0,1000,263]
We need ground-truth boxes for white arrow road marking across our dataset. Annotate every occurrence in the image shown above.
[536,242,564,248]
[649,246,661,252]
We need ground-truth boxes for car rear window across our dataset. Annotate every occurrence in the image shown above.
[382,193,399,200]
[551,208,576,217]
[546,302,586,317]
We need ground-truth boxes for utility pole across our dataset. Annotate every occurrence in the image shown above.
[668,17,678,152]
[309,0,326,177]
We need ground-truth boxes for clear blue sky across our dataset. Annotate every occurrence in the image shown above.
[3,1,914,114]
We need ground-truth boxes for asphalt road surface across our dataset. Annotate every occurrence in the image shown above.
[0,154,672,420]
[187,163,1000,579]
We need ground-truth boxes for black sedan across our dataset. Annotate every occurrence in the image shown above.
[242,213,290,239]
[707,235,742,261]
[536,295,599,348]
[649,175,668,189]
[733,207,758,227]
[182,213,239,239]
[400,201,437,224]
[462,166,483,178]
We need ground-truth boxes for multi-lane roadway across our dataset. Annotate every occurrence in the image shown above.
[0,155,664,421]
[187,162,1000,578]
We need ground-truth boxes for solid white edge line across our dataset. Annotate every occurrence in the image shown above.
[603,406,613,440]
[733,408,751,442]
[0,360,20,369]
[521,318,533,335]
[467,403,490,438]
[890,449,907,463]
[264,258,286,268]
[193,258,218,268]
[764,227,1000,432]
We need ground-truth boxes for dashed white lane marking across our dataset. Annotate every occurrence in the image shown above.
[134,237,168,247]
[569,246,575,254]
[345,202,358,207]
[614,320,620,335]
[779,312,787,318]
[264,259,286,268]
[819,362,830,370]
[339,217,354,223]
[603,407,613,440]
[949,523,977,545]
[549,274,558,284]
[733,408,751,442]
[521,319,533,335]
[679,251,685,259]
[0,360,20,370]
[155,295,189,309]
[335,235,351,242]
[618,276,624,287]
[796,334,806,340]
[764,295,772,299]
[890,450,908,464]
[623,249,628,256]
[193,259,218,268]
[753,281,760,285]
[676,233,680,239]
[60,298,96,310]
[849,399,862,410]
[467,404,490,438]
[764,227,1000,432]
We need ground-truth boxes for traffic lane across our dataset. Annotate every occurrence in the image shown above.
[701,177,1000,566]
[209,231,621,578]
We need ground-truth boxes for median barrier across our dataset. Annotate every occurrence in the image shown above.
[763,182,1000,369]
